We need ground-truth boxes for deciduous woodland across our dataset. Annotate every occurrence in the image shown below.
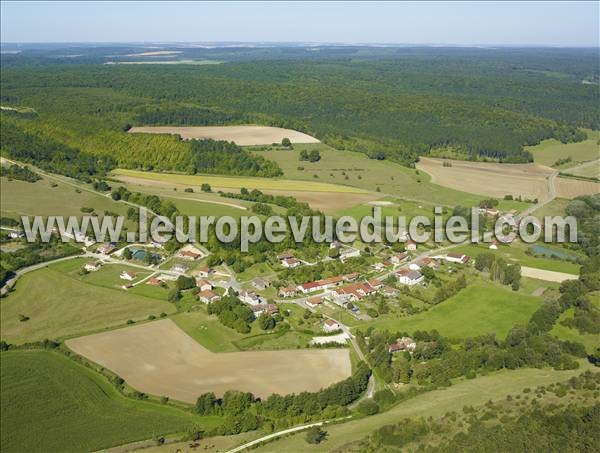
[1,47,598,173]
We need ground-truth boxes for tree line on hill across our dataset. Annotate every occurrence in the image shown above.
[0,163,41,182]
[188,139,282,177]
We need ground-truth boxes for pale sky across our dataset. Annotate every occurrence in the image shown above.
[1,1,598,46]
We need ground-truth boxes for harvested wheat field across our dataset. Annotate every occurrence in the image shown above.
[555,177,600,198]
[128,125,320,146]
[417,157,553,201]
[66,319,351,402]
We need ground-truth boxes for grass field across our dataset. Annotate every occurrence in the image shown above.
[254,144,502,207]
[50,258,153,289]
[360,283,541,340]
[0,262,175,344]
[0,175,131,221]
[0,350,216,453]
[531,197,570,218]
[526,129,600,168]
[253,361,595,452]
[171,311,244,353]
[112,168,366,193]
[562,160,600,179]
[66,319,351,401]
[450,242,582,274]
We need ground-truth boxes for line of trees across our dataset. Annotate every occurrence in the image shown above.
[195,361,371,434]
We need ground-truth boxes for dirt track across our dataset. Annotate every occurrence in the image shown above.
[66,319,351,402]
[521,266,578,283]
[128,126,320,146]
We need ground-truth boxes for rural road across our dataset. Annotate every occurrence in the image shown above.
[520,170,558,218]
[225,417,351,453]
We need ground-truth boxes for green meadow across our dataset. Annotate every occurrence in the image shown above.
[0,261,174,344]
[359,283,541,340]
[254,144,528,208]
[526,129,600,168]
[0,351,217,453]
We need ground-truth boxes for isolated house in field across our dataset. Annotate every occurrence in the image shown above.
[388,336,417,353]
[199,289,220,304]
[323,319,341,333]
[179,249,202,260]
[396,268,424,286]
[445,253,470,264]
[391,252,408,265]
[197,266,214,278]
[120,271,136,281]
[146,277,163,286]
[252,277,270,291]
[405,240,417,251]
[196,279,213,292]
[306,296,323,308]
[489,240,499,250]
[281,257,301,268]
[97,243,116,255]
[278,285,297,298]
[84,261,102,272]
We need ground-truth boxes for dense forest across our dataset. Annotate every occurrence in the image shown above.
[1,46,597,170]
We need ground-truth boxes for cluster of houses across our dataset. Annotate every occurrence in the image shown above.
[296,272,360,294]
